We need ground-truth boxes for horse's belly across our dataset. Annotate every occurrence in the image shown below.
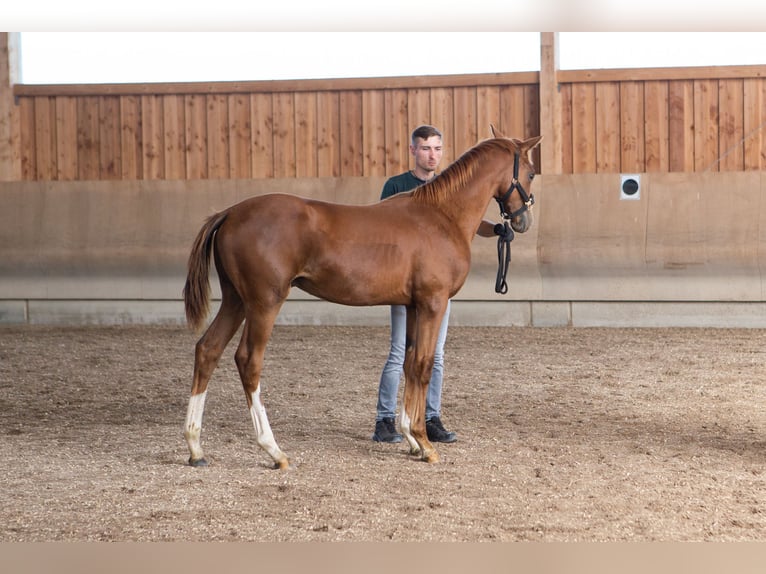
[293,276,409,307]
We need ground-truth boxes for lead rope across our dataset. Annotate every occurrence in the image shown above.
[494,221,514,294]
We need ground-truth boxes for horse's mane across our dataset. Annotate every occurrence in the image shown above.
[412,137,519,205]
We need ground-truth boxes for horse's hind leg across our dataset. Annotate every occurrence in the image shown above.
[235,305,290,470]
[184,289,244,467]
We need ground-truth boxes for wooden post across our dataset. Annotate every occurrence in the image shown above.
[539,32,563,175]
[0,32,21,181]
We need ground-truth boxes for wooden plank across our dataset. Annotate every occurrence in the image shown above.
[362,90,385,177]
[558,65,766,84]
[227,93,251,179]
[18,97,35,179]
[0,33,21,180]
[644,81,669,172]
[206,94,229,179]
[184,95,208,179]
[55,96,78,180]
[693,79,719,172]
[317,91,340,177]
[119,95,142,180]
[524,83,541,138]
[718,78,744,172]
[743,78,766,170]
[77,96,100,180]
[476,86,500,138]
[499,85,526,141]
[384,89,409,176]
[272,92,296,178]
[620,81,645,173]
[756,79,766,170]
[525,84,541,169]
[594,82,620,173]
[668,80,695,172]
[14,71,541,98]
[429,87,454,164]
[559,83,573,174]
[140,95,163,180]
[98,96,120,179]
[539,32,562,175]
[162,95,186,180]
[339,90,363,177]
[294,91,318,178]
[34,96,56,180]
[250,93,274,179]
[407,88,431,130]
[571,82,597,173]
[452,86,478,158]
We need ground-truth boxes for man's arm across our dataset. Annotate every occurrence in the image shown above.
[477,219,501,237]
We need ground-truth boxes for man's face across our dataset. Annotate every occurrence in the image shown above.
[411,135,443,173]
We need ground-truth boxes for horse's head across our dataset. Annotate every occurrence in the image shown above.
[490,125,543,234]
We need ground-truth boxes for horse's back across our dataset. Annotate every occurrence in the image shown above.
[224,192,443,242]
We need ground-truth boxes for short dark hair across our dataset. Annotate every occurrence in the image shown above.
[411,125,442,145]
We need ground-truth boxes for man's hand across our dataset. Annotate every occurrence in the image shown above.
[477,219,500,238]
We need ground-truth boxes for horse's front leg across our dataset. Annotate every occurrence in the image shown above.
[401,354,439,463]
[400,408,421,457]
[400,301,446,463]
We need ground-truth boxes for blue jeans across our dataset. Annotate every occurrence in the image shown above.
[375,300,450,422]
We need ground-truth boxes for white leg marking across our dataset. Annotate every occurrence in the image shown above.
[400,410,419,454]
[184,391,207,461]
[249,387,287,465]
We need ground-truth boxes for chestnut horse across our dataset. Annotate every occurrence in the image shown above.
[182,126,542,468]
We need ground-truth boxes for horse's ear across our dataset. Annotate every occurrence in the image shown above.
[521,135,543,151]
[490,124,505,138]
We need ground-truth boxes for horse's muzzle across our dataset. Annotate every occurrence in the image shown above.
[511,211,532,233]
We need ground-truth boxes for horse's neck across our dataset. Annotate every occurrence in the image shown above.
[443,170,500,239]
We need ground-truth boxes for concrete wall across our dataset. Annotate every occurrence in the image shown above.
[2,171,766,327]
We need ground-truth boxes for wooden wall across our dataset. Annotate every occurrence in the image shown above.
[12,74,540,181]
[8,63,766,181]
[558,66,766,174]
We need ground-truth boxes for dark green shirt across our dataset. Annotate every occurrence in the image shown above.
[380,171,434,200]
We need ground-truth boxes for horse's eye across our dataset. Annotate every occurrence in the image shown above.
[528,172,535,182]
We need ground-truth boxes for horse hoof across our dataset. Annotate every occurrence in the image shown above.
[188,457,209,467]
[423,451,440,464]
[274,459,291,470]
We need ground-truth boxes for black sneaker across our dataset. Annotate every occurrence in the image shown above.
[372,417,403,443]
[426,416,457,443]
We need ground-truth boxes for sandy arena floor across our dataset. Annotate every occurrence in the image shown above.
[1,324,765,541]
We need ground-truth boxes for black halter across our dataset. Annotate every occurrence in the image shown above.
[492,152,534,294]
[494,152,535,220]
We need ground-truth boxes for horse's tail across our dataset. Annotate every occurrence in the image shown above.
[183,210,229,332]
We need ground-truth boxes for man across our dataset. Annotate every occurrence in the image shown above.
[372,125,499,444]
